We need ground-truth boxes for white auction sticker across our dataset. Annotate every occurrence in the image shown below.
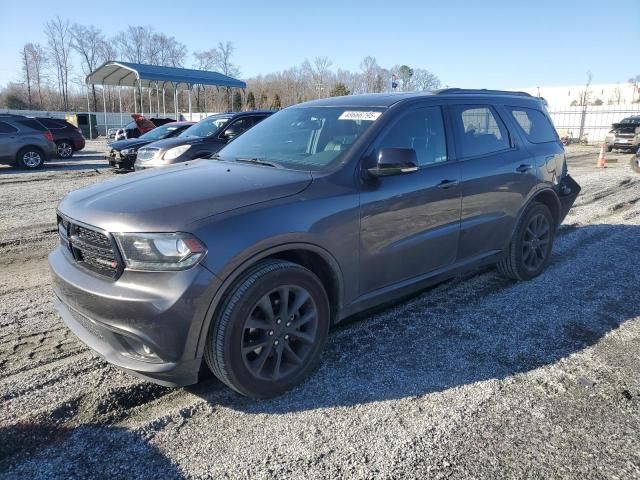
[338,111,382,121]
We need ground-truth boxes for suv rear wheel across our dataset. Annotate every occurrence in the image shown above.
[204,259,330,398]
[56,141,74,159]
[497,202,555,281]
[17,147,45,169]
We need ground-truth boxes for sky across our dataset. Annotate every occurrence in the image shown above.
[1,0,639,90]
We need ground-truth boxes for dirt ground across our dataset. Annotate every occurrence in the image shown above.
[0,141,639,479]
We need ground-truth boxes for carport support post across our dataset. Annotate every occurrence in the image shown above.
[118,86,123,128]
[101,83,108,138]
[148,87,153,116]
[162,87,166,116]
[174,85,178,120]
[139,81,144,117]
[133,82,137,114]
[86,86,93,140]
[204,86,207,115]
[156,83,160,117]
[188,86,192,121]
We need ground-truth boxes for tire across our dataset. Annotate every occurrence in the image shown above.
[606,145,613,153]
[16,147,45,169]
[497,202,555,281]
[631,155,640,174]
[56,141,74,159]
[204,259,330,398]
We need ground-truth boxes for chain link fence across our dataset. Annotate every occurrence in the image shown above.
[547,104,640,144]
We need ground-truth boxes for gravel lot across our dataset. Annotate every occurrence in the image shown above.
[1,142,639,479]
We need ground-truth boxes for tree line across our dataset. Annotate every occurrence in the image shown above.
[0,16,442,117]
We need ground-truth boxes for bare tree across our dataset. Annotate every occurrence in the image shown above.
[44,17,73,110]
[21,45,32,108]
[629,75,640,103]
[71,24,107,111]
[359,56,379,93]
[412,68,441,91]
[26,43,47,108]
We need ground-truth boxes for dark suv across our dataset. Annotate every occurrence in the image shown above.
[49,90,580,398]
[134,111,273,170]
[36,118,86,159]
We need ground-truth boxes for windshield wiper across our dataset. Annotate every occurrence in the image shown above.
[210,153,222,160]
[234,157,281,168]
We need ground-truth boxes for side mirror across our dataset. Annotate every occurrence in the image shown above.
[367,147,418,177]
[223,127,238,140]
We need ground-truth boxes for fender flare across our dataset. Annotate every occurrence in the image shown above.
[507,186,562,245]
[194,242,344,360]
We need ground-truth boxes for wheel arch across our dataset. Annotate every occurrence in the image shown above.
[195,242,344,360]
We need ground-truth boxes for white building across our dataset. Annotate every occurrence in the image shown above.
[514,83,639,108]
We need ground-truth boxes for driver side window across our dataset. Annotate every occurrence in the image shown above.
[377,107,447,167]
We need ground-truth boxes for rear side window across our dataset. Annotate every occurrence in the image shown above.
[38,118,68,129]
[508,107,558,143]
[451,105,510,158]
[17,119,47,131]
[0,121,18,134]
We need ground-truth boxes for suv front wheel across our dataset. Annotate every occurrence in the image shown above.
[205,259,330,398]
[17,147,45,169]
[498,202,556,281]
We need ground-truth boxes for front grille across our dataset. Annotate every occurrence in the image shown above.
[136,147,159,162]
[57,215,122,279]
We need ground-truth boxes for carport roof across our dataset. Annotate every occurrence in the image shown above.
[86,61,246,89]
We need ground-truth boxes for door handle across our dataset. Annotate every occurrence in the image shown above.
[437,179,459,189]
[516,164,533,173]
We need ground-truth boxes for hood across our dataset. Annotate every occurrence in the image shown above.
[58,161,313,232]
[110,138,156,151]
[138,136,212,152]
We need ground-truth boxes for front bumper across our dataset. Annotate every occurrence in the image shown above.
[108,151,136,170]
[49,245,221,386]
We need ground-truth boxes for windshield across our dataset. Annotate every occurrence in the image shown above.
[216,107,384,171]
[179,115,230,138]
[139,123,181,140]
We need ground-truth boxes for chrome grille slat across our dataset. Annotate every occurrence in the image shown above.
[57,215,121,279]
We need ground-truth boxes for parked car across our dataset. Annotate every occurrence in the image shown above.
[0,116,57,169]
[50,90,580,398]
[36,118,86,159]
[108,121,194,171]
[632,150,640,173]
[604,115,640,152]
[134,111,274,170]
[113,116,176,141]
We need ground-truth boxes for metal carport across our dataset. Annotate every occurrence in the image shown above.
[86,61,247,136]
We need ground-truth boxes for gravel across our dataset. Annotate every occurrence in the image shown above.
[1,143,639,479]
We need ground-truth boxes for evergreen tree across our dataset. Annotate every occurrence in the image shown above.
[232,90,242,111]
[271,93,282,109]
[246,90,256,110]
[330,82,350,97]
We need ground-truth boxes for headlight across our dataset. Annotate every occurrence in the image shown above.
[163,145,191,160]
[120,148,136,155]
[113,232,206,271]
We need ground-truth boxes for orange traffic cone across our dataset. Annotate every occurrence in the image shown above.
[597,143,606,168]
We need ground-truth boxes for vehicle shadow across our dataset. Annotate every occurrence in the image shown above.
[0,159,110,175]
[0,422,183,479]
[189,223,640,413]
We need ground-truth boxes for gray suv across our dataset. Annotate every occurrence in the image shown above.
[49,90,580,398]
[0,115,57,169]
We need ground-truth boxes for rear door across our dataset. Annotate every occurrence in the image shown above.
[449,104,538,261]
[359,105,462,295]
[0,121,19,160]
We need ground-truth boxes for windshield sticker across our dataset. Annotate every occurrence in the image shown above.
[339,111,382,121]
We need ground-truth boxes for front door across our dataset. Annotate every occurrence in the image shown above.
[359,106,462,295]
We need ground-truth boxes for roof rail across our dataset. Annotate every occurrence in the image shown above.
[436,88,533,97]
